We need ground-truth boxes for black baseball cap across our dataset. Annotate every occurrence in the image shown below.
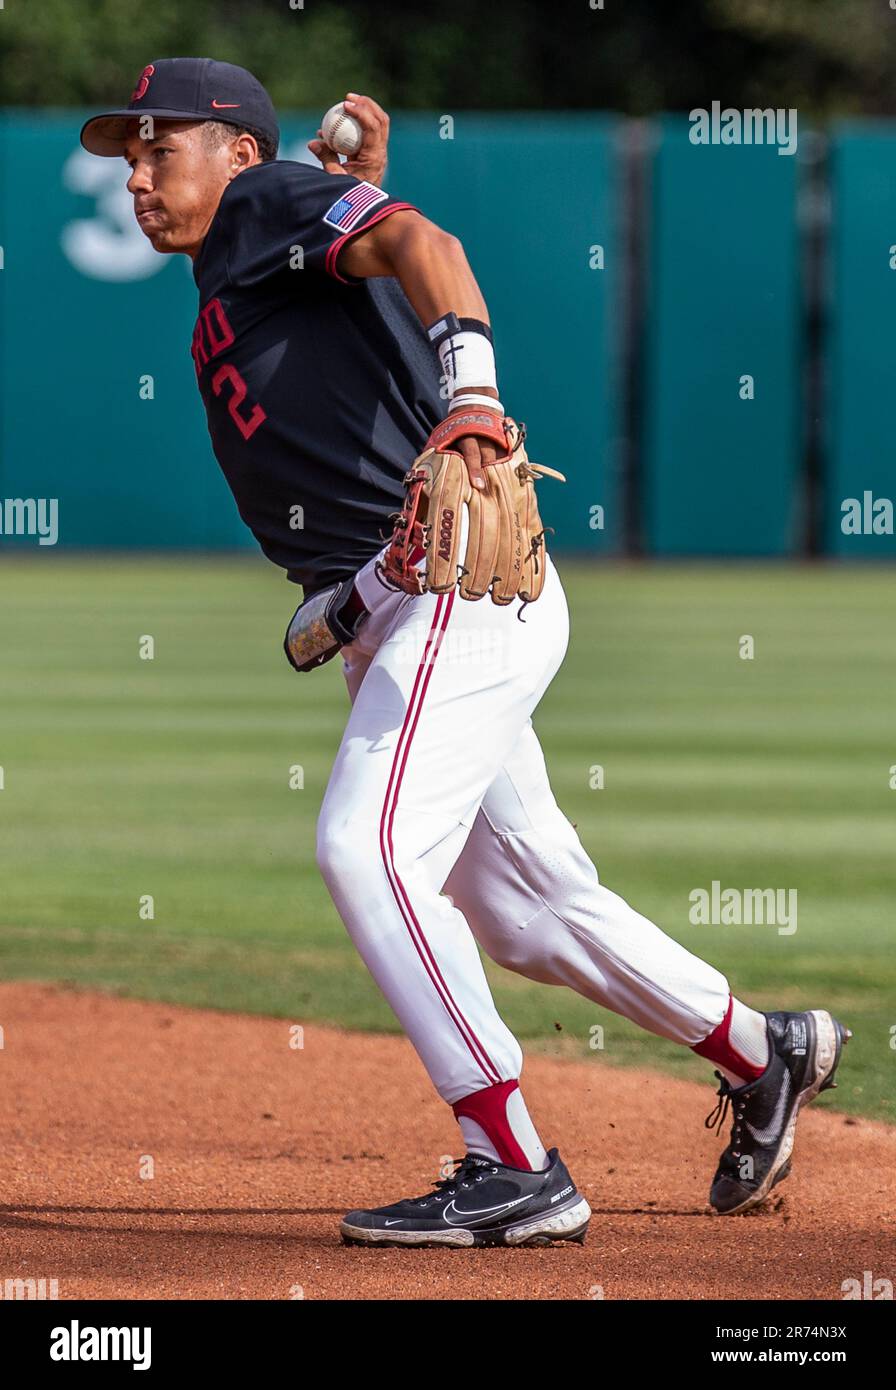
[80,57,280,157]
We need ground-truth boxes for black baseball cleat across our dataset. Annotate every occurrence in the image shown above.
[705,1009,852,1216]
[340,1147,591,1248]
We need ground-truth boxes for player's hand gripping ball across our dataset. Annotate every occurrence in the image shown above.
[309,95,390,186]
[378,411,566,609]
[320,101,363,156]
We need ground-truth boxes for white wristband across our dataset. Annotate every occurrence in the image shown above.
[438,333,497,397]
[450,393,504,413]
[427,312,498,400]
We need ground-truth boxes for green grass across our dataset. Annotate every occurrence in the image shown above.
[1,556,894,1119]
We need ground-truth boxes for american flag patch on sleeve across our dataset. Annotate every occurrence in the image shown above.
[323,181,390,232]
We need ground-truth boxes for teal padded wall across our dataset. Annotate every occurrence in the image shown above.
[826,125,896,557]
[642,119,802,555]
[2,112,895,561]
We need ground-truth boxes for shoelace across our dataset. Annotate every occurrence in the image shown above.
[414,1155,497,1206]
[704,1072,747,1157]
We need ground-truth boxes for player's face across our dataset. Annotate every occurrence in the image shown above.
[123,121,236,258]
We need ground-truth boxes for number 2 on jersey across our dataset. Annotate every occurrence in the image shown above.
[211,363,267,441]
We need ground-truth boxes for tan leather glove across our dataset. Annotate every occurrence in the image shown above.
[378,411,565,608]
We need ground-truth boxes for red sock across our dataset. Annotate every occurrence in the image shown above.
[692,995,767,1084]
[451,1079,547,1170]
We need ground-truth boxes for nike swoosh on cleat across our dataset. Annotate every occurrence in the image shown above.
[441,1195,530,1227]
[744,1070,792,1145]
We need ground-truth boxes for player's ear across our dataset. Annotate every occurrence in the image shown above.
[229,131,260,175]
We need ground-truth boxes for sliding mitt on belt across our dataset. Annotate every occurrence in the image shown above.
[377,410,566,608]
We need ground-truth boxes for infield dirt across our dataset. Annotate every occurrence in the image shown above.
[1,982,893,1301]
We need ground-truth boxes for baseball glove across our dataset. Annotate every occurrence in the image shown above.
[377,410,565,608]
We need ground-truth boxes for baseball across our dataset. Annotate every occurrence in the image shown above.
[321,101,363,157]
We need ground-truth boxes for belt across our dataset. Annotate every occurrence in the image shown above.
[340,580,370,626]
[339,538,427,630]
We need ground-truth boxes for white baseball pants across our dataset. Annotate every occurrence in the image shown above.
[315,543,730,1105]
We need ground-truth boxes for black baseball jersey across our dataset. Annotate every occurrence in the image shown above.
[190,160,444,594]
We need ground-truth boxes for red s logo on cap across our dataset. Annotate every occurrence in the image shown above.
[131,64,155,102]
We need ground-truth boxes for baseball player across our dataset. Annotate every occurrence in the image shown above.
[81,59,850,1249]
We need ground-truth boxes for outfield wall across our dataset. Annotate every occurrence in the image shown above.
[0,112,893,560]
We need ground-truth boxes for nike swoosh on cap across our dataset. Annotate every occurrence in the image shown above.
[211,100,241,109]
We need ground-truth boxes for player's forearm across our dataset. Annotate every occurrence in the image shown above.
[341,212,500,407]
[390,223,491,330]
